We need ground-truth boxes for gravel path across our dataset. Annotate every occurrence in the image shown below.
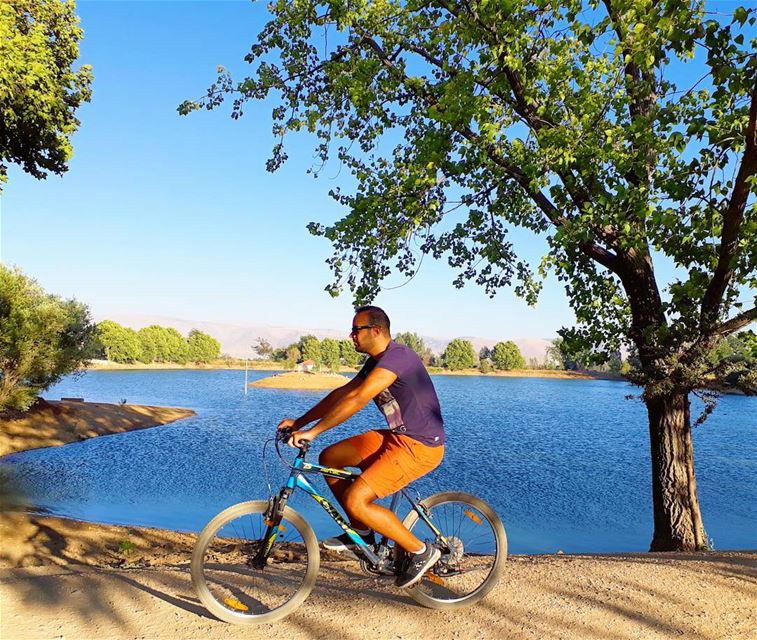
[2,552,755,640]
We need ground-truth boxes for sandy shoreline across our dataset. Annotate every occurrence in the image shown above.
[431,367,619,380]
[1,400,754,638]
[87,360,285,371]
[0,400,196,458]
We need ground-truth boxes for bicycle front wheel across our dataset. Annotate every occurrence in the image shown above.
[191,500,319,624]
[402,491,506,610]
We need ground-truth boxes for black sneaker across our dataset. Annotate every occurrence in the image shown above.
[322,530,376,552]
[395,543,441,588]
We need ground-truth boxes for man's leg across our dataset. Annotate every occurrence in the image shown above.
[319,434,384,531]
[342,478,424,553]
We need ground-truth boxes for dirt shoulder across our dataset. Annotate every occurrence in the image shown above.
[0,518,753,640]
[0,400,196,458]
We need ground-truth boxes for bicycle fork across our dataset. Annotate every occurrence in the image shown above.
[251,489,292,569]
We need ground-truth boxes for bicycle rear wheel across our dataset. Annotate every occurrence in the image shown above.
[191,500,319,624]
[402,491,506,610]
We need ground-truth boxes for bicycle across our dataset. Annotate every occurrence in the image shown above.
[191,428,507,624]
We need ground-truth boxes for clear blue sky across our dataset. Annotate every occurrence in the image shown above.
[0,1,738,340]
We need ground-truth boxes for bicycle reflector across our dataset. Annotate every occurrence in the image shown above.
[464,510,483,524]
[425,573,446,586]
[224,598,250,612]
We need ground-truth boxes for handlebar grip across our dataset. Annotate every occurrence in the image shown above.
[276,428,309,451]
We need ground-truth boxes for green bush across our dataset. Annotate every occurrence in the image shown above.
[491,341,525,370]
[285,346,300,370]
[95,320,142,363]
[443,339,476,371]
[339,339,361,367]
[0,265,95,412]
[394,331,433,364]
[299,335,322,368]
[321,337,341,372]
[187,329,221,363]
[117,538,136,555]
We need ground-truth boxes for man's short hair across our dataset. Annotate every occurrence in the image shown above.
[355,305,391,335]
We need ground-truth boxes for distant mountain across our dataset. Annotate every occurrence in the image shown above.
[97,313,555,362]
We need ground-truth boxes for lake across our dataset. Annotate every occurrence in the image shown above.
[3,370,755,554]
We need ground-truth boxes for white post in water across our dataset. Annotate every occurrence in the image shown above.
[244,358,248,396]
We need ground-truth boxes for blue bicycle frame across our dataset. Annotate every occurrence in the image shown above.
[265,445,445,568]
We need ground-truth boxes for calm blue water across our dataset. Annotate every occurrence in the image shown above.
[2,370,755,554]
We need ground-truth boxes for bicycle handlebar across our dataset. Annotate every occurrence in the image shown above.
[275,427,311,454]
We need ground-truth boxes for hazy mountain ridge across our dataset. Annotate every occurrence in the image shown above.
[97,314,555,362]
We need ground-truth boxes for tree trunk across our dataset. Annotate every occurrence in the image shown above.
[646,392,708,551]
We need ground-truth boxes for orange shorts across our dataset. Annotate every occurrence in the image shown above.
[340,430,444,499]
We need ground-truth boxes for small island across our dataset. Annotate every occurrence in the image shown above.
[250,371,351,390]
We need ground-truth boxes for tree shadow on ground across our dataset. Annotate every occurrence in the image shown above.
[2,519,755,640]
[464,554,757,640]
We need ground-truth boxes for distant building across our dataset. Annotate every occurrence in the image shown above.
[297,359,316,373]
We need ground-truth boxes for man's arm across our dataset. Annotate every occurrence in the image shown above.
[307,367,397,438]
[288,375,364,430]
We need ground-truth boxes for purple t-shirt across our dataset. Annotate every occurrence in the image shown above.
[357,341,445,447]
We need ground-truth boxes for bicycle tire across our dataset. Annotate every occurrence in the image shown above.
[191,500,320,624]
[402,491,506,610]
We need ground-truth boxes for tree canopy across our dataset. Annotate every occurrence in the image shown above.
[491,340,525,370]
[299,334,323,366]
[253,336,274,359]
[339,338,362,367]
[183,0,757,551]
[443,338,477,370]
[0,265,95,411]
[96,322,220,365]
[394,331,433,364]
[320,337,342,371]
[182,0,755,393]
[188,329,221,363]
[96,321,142,364]
[0,0,92,188]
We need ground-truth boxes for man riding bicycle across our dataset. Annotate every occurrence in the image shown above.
[278,305,445,588]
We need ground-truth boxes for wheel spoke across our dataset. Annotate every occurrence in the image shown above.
[192,502,319,624]
[402,493,506,608]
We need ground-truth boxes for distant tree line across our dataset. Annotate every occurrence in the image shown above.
[95,321,221,364]
[264,329,755,381]
[252,331,532,374]
[255,335,363,372]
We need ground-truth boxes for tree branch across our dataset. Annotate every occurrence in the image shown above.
[357,31,622,274]
[713,306,757,338]
[430,1,622,249]
[700,79,757,331]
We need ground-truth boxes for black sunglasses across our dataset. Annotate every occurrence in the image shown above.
[350,324,375,335]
